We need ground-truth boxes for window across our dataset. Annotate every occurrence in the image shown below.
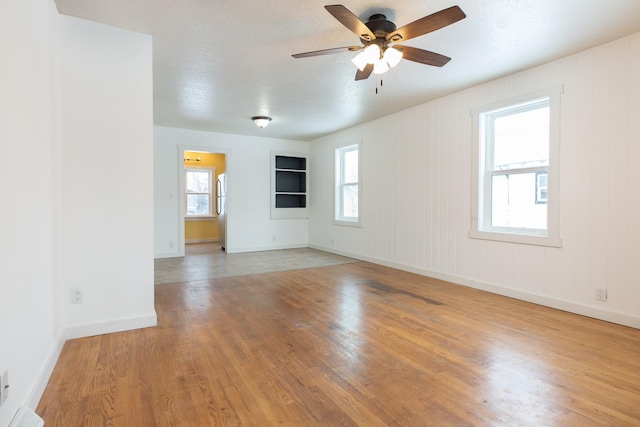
[471,86,562,247]
[335,142,361,225]
[185,168,214,218]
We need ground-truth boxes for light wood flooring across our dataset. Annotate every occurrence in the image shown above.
[37,251,640,426]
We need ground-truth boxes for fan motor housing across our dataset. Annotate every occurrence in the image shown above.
[365,14,396,38]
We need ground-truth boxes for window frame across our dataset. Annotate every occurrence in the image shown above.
[470,85,563,247]
[334,141,362,227]
[184,167,216,220]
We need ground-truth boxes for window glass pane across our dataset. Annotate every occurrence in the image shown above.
[493,105,549,170]
[335,143,360,223]
[187,194,210,215]
[342,185,358,218]
[536,171,548,204]
[491,173,546,229]
[344,149,358,183]
[186,171,210,193]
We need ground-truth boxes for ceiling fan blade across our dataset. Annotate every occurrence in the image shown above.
[325,5,376,41]
[355,64,373,81]
[292,45,362,58]
[396,45,451,67]
[387,5,466,43]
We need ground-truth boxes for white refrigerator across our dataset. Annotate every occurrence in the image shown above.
[216,173,227,251]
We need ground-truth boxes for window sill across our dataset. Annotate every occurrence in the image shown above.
[333,219,362,228]
[469,229,561,248]
[185,216,216,222]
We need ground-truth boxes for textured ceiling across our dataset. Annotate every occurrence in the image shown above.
[54,0,640,141]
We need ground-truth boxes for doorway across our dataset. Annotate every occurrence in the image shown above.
[179,148,227,256]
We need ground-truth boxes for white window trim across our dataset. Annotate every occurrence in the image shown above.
[185,166,216,219]
[470,85,563,247]
[334,140,362,227]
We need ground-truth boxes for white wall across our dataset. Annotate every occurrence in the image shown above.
[60,15,156,336]
[310,32,640,328]
[154,126,309,257]
[0,0,61,424]
[0,3,156,422]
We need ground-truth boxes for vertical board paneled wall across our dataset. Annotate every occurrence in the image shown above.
[309,33,640,327]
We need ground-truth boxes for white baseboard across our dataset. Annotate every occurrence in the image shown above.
[154,249,182,259]
[226,243,307,254]
[25,313,158,413]
[309,244,640,329]
[185,238,219,244]
[64,312,158,340]
[8,406,44,427]
[25,328,66,410]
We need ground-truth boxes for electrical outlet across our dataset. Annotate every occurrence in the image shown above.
[71,288,83,304]
[596,287,608,302]
[0,369,8,406]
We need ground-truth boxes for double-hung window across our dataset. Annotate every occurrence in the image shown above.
[471,86,562,247]
[185,168,214,218]
[335,142,361,226]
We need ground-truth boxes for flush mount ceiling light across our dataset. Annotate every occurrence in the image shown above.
[252,116,272,128]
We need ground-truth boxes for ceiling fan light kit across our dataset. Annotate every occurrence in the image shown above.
[351,52,368,71]
[383,47,402,68]
[373,58,389,75]
[351,44,380,70]
[351,45,402,75]
[293,4,466,81]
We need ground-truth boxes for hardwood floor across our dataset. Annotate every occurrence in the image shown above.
[37,262,640,426]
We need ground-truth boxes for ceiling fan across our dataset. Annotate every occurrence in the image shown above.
[292,4,466,81]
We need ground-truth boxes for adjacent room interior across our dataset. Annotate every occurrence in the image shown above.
[2,0,640,425]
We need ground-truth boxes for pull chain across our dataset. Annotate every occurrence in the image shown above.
[375,75,383,94]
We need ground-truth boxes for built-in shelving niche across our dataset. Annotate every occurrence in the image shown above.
[271,152,308,219]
